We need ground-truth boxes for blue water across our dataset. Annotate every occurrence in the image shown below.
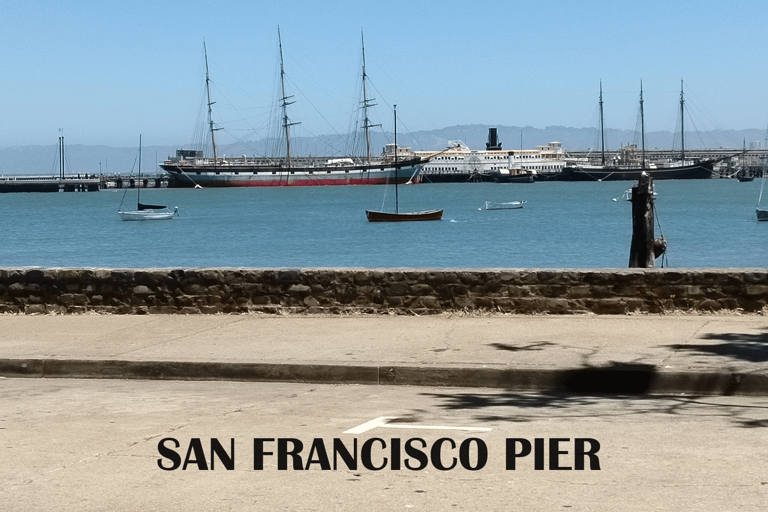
[1,180,766,269]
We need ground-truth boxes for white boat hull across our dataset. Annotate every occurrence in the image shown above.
[119,207,178,221]
[483,200,526,210]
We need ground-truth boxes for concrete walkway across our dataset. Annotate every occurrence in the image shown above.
[2,313,767,395]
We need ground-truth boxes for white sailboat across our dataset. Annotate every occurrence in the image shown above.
[118,135,179,221]
[757,165,768,221]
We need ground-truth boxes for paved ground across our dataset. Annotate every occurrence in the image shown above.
[3,379,767,511]
[2,313,767,395]
[3,313,768,510]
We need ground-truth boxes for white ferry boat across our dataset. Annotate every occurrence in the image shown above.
[416,129,567,183]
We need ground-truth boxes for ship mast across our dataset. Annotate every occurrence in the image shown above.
[58,129,65,179]
[138,134,142,207]
[203,42,220,164]
[680,79,685,163]
[394,104,399,213]
[640,80,646,168]
[278,27,299,169]
[361,30,380,165]
[599,81,605,166]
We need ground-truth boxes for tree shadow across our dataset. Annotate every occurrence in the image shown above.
[488,342,658,394]
[666,329,768,363]
[416,390,768,429]
[562,362,657,394]
[488,341,557,352]
[439,340,768,428]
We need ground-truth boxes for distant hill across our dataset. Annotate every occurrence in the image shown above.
[1,125,763,175]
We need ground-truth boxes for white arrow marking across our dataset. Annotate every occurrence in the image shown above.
[344,416,492,434]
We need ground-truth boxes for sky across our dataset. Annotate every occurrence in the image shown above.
[2,0,767,149]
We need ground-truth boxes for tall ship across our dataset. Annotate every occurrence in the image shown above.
[162,32,430,188]
[163,144,428,188]
[556,81,716,182]
[416,128,567,183]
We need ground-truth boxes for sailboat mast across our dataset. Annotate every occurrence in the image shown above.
[760,134,767,207]
[58,130,64,180]
[599,81,605,166]
[278,27,298,169]
[138,134,142,206]
[361,31,380,165]
[742,138,747,178]
[394,104,398,214]
[680,79,685,162]
[640,80,646,168]
[203,42,219,163]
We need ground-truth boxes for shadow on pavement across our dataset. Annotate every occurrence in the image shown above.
[488,342,557,352]
[488,342,658,394]
[667,329,768,363]
[560,363,656,394]
[417,391,768,429]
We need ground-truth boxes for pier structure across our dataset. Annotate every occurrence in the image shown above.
[100,173,168,190]
[0,173,168,193]
[1,148,765,192]
[0,175,101,193]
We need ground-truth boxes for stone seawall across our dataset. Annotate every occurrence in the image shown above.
[1,268,767,315]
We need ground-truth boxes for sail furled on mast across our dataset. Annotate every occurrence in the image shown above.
[359,30,382,164]
[204,41,222,163]
[182,42,223,161]
[599,81,606,165]
[339,30,402,165]
[277,27,300,168]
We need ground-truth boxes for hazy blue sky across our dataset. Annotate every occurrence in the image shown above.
[2,0,766,148]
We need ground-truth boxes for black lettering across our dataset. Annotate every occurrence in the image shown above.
[575,438,601,470]
[431,438,457,471]
[549,438,571,470]
[210,438,235,470]
[404,438,428,470]
[182,438,208,470]
[333,438,358,470]
[391,438,401,470]
[534,438,545,470]
[459,438,488,471]
[305,439,331,470]
[506,438,531,470]
[361,438,387,470]
[157,438,181,471]
[253,438,274,470]
[278,438,304,470]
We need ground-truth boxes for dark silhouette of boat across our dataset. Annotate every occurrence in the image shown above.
[557,80,717,182]
[366,106,443,222]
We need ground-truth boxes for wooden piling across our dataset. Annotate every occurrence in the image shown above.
[628,172,656,268]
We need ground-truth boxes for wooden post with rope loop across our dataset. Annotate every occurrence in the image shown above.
[629,172,667,268]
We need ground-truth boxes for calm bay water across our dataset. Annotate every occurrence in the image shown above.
[1,180,766,269]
